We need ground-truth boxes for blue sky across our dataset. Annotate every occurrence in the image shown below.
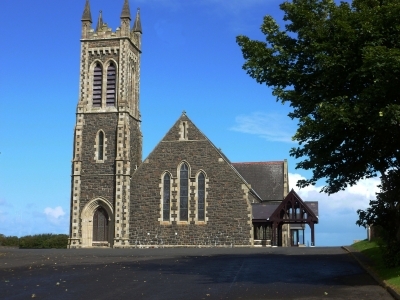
[0,0,377,245]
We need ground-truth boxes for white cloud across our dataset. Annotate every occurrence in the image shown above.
[231,112,296,143]
[287,173,381,245]
[289,173,380,213]
[44,206,66,224]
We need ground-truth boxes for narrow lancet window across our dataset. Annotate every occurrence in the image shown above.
[198,173,205,221]
[106,63,116,106]
[180,164,188,221]
[93,63,102,107]
[98,131,104,160]
[163,174,171,221]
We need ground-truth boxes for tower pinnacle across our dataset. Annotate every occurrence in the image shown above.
[132,8,142,33]
[121,0,131,20]
[96,11,104,32]
[81,0,92,22]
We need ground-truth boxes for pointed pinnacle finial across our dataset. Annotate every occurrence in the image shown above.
[82,0,92,22]
[121,0,131,19]
[96,10,104,32]
[132,8,142,33]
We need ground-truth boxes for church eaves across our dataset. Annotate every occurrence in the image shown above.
[121,0,132,20]
[132,8,142,33]
[82,0,92,22]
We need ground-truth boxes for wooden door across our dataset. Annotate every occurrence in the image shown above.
[93,207,109,241]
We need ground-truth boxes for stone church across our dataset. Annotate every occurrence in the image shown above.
[68,0,318,249]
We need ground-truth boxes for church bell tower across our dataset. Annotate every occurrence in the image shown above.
[69,0,142,248]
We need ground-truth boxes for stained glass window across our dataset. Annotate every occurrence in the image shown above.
[180,164,188,221]
[163,173,170,221]
[198,173,205,221]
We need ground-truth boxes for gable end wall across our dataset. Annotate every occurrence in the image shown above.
[129,139,253,247]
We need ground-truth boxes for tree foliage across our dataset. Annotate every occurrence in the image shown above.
[237,0,400,194]
[18,234,68,249]
[357,170,400,266]
[0,234,19,247]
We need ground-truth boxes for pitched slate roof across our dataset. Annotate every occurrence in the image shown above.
[251,190,319,222]
[252,203,279,220]
[305,201,319,217]
[232,162,284,201]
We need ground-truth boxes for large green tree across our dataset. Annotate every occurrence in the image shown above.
[237,0,400,194]
[357,169,400,266]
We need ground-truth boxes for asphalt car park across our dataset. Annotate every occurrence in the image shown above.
[0,247,393,299]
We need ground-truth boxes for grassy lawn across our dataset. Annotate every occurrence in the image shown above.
[352,240,400,293]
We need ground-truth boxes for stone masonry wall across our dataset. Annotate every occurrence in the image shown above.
[79,113,118,210]
[130,116,142,172]
[129,116,252,247]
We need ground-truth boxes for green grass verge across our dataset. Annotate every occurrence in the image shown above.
[352,240,400,293]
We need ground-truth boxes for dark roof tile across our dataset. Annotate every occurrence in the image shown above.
[232,162,284,201]
[252,203,279,220]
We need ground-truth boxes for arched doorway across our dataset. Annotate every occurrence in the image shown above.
[93,207,109,242]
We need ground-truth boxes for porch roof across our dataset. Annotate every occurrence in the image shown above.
[252,190,318,224]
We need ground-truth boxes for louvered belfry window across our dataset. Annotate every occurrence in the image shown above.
[106,63,116,106]
[163,173,170,221]
[198,173,205,221]
[93,63,102,107]
[180,164,189,221]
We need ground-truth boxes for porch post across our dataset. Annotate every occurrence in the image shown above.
[310,222,315,246]
[272,222,278,247]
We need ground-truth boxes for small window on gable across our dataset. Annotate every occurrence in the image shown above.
[98,131,104,160]
[93,63,102,107]
[198,172,205,221]
[180,121,188,140]
[163,173,171,221]
[106,63,116,106]
[180,163,189,221]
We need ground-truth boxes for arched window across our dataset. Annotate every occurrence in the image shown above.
[131,66,136,115]
[106,63,116,106]
[163,173,171,221]
[93,207,108,241]
[198,172,205,221]
[93,63,102,107]
[98,131,104,160]
[180,164,189,221]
